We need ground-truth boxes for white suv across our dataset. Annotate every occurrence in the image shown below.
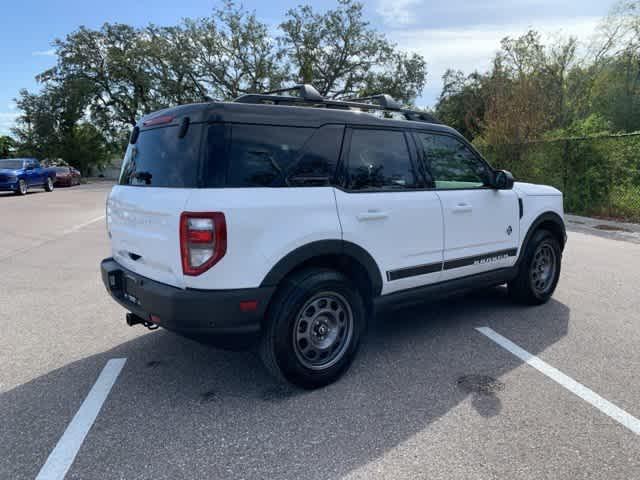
[101,85,566,389]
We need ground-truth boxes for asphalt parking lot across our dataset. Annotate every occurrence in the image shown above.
[1,183,639,479]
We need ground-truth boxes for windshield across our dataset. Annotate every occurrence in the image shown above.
[54,167,70,173]
[0,159,24,169]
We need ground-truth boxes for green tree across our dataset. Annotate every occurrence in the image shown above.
[435,69,487,140]
[0,136,15,157]
[280,0,426,103]
[184,1,287,99]
[12,82,112,174]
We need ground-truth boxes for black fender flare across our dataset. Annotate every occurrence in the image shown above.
[517,211,566,266]
[259,240,383,296]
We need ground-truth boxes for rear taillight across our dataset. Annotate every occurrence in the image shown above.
[180,212,227,276]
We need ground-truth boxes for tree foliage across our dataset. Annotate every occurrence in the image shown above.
[437,1,640,143]
[0,136,14,157]
[279,0,426,102]
[11,0,427,169]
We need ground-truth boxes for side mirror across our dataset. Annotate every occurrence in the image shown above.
[493,170,514,190]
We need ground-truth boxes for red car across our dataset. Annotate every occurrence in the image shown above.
[53,166,81,186]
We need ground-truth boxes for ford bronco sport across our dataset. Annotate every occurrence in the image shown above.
[101,85,566,389]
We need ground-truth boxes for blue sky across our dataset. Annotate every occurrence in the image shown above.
[0,0,612,135]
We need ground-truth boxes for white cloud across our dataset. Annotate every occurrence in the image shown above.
[32,49,56,57]
[0,112,19,136]
[376,0,422,25]
[387,16,602,106]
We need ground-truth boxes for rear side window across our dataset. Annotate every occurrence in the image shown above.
[345,129,418,190]
[119,124,201,188]
[287,125,344,186]
[225,125,313,187]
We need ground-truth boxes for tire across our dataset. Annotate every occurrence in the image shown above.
[44,177,54,192]
[15,179,27,196]
[259,268,367,389]
[508,229,562,305]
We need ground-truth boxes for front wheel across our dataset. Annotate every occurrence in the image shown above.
[259,268,366,389]
[44,177,54,192]
[508,229,562,305]
[15,179,27,195]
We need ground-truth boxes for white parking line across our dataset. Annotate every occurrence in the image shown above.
[476,327,640,436]
[35,358,126,480]
[62,215,105,235]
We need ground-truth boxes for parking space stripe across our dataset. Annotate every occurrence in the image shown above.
[62,215,106,235]
[476,327,640,436]
[35,358,126,480]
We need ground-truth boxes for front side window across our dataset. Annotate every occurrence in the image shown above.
[345,129,418,191]
[416,133,490,189]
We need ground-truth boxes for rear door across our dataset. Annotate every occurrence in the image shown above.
[107,122,204,288]
[413,131,519,282]
[334,127,444,295]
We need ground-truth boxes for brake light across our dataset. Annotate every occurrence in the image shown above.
[180,212,227,276]
[142,114,173,127]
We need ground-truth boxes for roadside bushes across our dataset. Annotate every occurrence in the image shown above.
[478,133,640,222]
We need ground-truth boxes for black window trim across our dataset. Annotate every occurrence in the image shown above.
[336,125,429,194]
[410,129,498,191]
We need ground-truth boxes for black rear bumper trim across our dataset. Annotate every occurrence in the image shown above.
[101,258,274,337]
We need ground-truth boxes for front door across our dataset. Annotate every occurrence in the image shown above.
[334,127,444,295]
[413,131,519,282]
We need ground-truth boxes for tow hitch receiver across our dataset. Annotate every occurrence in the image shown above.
[126,312,159,330]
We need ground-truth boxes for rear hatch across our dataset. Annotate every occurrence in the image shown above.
[107,120,203,289]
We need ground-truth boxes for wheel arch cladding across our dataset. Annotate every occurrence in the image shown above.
[260,240,383,302]
[518,212,566,266]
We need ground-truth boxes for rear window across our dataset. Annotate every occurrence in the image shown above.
[0,159,24,169]
[119,124,202,187]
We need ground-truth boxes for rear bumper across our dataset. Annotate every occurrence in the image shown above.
[100,258,274,337]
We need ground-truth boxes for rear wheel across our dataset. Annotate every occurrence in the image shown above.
[44,177,54,192]
[508,229,561,305]
[15,179,27,195]
[259,268,366,389]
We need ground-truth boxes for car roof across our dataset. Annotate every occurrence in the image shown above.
[137,101,459,136]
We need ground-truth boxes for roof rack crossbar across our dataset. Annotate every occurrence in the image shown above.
[233,84,440,124]
[344,93,402,110]
[260,84,324,102]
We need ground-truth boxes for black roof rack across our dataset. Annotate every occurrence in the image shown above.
[233,84,440,124]
[344,93,402,110]
[260,84,325,102]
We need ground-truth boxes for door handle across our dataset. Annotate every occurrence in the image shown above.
[357,210,389,221]
[452,203,472,213]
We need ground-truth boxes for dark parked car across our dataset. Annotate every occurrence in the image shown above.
[0,158,56,195]
[53,166,81,186]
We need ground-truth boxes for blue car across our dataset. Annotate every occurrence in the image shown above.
[0,158,57,195]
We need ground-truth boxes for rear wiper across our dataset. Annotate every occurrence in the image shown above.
[133,171,153,185]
